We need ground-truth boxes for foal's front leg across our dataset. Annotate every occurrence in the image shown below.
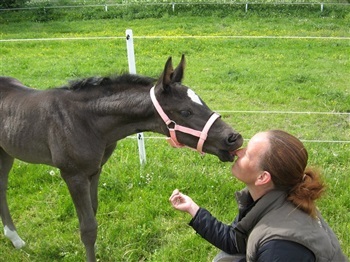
[61,171,98,262]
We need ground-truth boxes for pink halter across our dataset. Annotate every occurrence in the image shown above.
[150,86,220,154]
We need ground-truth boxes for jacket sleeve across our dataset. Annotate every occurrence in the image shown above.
[257,240,315,262]
[189,207,240,254]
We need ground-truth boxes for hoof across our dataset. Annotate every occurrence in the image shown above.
[13,239,26,249]
[4,226,26,249]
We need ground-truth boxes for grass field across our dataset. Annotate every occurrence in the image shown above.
[0,9,349,262]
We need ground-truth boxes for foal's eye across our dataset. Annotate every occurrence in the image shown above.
[180,110,191,117]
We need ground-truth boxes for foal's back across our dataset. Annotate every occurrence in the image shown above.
[0,77,29,92]
[0,77,73,165]
[0,76,42,106]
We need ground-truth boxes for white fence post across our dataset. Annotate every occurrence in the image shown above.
[125,29,147,166]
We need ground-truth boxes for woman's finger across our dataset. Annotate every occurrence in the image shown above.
[169,189,180,201]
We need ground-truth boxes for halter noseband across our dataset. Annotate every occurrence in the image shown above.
[150,86,220,154]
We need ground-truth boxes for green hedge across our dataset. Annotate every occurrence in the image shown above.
[0,0,27,8]
[0,3,349,23]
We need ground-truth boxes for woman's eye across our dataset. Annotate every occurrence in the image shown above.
[180,110,191,117]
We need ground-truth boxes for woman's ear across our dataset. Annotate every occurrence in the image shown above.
[255,171,272,186]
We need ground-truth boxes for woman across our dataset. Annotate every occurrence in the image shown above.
[169,130,348,262]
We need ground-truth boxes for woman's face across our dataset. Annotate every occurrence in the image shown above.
[231,132,270,185]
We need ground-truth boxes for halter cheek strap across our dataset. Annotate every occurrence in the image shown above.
[150,86,220,154]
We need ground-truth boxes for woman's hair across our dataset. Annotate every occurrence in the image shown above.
[260,130,325,218]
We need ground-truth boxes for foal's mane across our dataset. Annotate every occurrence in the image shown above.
[63,73,156,91]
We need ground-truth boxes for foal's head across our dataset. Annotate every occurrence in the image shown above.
[152,55,243,162]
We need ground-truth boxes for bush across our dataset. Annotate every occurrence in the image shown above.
[0,0,28,8]
[0,2,349,22]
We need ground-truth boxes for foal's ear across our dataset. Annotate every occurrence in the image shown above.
[156,56,174,93]
[172,54,185,83]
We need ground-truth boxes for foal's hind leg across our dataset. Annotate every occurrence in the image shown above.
[90,168,101,216]
[0,148,26,249]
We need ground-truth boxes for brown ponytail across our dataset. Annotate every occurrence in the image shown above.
[260,130,326,218]
[287,167,325,217]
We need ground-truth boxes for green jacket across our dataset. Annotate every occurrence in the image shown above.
[234,189,348,262]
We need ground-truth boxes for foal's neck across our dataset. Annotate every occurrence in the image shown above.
[85,84,161,142]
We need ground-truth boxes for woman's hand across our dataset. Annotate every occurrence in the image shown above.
[169,189,200,217]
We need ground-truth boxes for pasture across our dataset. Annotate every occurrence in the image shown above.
[0,9,349,261]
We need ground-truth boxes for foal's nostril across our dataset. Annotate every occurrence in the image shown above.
[227,133,241,144]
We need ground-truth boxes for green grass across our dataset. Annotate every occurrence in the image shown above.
[0,12,349,261]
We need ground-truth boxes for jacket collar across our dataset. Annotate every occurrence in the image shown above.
[235,188,286,235]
